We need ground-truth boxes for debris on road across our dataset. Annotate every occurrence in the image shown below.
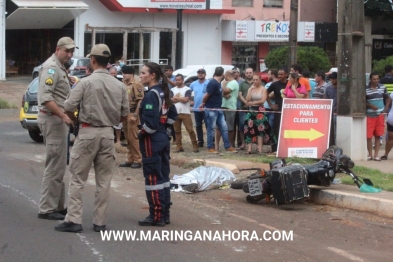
[360,184,382,193]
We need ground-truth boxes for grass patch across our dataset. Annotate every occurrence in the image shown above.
[336,166,393,192]
[0,98,18,109]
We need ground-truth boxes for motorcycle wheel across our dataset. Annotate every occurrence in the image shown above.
[243,183,249,193]
[246,194,266,204]
[231,179,248,189]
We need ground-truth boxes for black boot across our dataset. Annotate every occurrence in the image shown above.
[138,217,165,227]
[55,222,83,233]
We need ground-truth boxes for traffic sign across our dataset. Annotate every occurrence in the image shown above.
[277,98,333,158]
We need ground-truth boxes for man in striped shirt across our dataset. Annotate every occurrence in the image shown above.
[312,71,328,99]
[366,72,389,161]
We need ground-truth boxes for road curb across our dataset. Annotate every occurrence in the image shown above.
[309,186,393,218]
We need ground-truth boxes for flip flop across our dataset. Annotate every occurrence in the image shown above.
[246,151,253,154]
[374,157,381,161]
[381,156,388,160]
[367,156,373,161]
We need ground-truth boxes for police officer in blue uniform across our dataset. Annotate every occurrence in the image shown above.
[138,62,178,226]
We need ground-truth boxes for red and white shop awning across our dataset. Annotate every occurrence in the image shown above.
[6,0,89,29]
[99,0,235,14]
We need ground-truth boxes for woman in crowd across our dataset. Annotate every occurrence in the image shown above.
[381,92,393,160]
[282,72,308,99]
[137,62,177,226]
[244,73,277,154]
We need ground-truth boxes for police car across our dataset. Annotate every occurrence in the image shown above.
[19,78,42,142]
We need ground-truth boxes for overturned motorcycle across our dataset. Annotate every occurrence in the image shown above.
[231,146,374,205]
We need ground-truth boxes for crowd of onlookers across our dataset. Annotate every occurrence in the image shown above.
[166,64,339,155]
[114,63,393,160]
[166,63,393,160]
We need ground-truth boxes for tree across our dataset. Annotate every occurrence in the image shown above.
[265,46,331,75]
[372,55,393,76]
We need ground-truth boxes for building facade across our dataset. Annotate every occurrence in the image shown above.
[1,0,234,79]
[1,0,393,80]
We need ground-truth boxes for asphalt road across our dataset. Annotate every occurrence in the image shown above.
[1,114,393,262]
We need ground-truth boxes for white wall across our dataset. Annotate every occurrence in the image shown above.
[74,0,222,67]
[0,0,6,80]
[183,14,221,65]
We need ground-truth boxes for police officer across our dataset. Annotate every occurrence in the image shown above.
[138,62,178,226]
[37,37,76,220]
[55,44,129,233]
[119,65,144,169]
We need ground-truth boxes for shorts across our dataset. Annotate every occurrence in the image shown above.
[367,115,385,138]
[113,122,123,130]
[387,122,393,132]
[223,110,236,131]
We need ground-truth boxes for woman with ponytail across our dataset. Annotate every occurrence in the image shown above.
[137,62,177,227]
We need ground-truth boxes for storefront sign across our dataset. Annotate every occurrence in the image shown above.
[235,21,248,41]
[304,22,315,42]
[277,99,332,158]
[373,39,393,60]
[259,58,267,71]
[254,21,289,41]
[117,0,206,10]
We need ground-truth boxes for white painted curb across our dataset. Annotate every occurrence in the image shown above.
[309,187,393,218]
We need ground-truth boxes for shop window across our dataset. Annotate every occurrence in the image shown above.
[232,0,253,7]
[232,45,257,72]
[263,0,283,7]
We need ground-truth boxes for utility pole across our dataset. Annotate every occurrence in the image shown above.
[336,0,367,160]
[175,9,183,70]
[287,0,298,71]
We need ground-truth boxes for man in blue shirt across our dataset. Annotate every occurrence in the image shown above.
[190,68,209,147]
[200,67,237,153]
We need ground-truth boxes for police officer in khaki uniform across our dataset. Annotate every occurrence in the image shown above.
[37,37,76,220]
[55,44,129,233]
[119,65,144,169]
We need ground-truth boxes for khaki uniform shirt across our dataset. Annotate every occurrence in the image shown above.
[37,54,70,111]
[64,69,129,126]
[126,80,144,112]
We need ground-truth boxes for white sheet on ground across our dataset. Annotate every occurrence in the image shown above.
[171,166,236,193]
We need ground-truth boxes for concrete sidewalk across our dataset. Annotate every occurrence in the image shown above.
[192,157,393,218]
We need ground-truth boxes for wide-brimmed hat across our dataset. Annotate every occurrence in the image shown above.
[87,44,111,58]
[57,37,78,49]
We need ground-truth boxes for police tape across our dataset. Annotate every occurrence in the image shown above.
[189,107,390,116]
[190,107,282,113]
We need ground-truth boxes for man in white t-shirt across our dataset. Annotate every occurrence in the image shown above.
[171,74,199,153]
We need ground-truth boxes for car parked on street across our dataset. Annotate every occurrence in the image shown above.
[19,78,42,142]
[259,68,270,85]
[32,57,90,79]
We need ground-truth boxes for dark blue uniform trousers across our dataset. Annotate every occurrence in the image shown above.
[139,132,171,222]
